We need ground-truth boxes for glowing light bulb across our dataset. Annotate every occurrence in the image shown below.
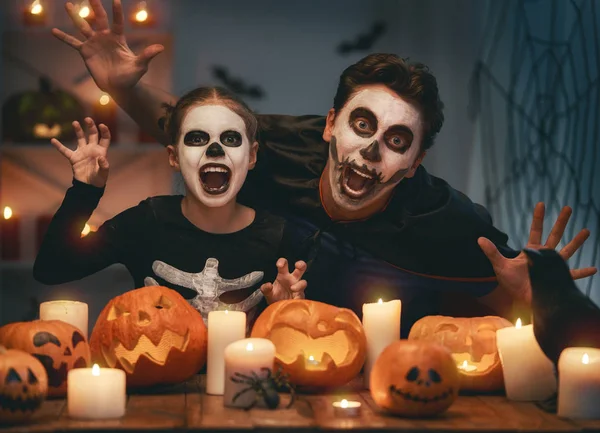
[3,206,12,220]
[30,0,43,15]
[99,93,110,105]
[340,399,348,408]
[81,224,91,237]
[92,364,100,376]
[377,298,383,304]
[246,342,254,352]
[583,353,590,364]
[79,5,90,18]
[515,318,522,329]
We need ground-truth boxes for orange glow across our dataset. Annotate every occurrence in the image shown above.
[3,207,12,220]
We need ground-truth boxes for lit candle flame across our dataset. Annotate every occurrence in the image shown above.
[341,399,348,408]
[308,355,315,362]
[30,0,43,15]
[377,298,383,304]
[3,206,12,220]
[515,318,522,329]
[92,364,100,376]
[461,360,468,369]
[99,93,110,105]
[246,342,254,352]
[583,353,590,364]
[135,2,148,22]
[81,223,91,237]
[79,5,90,18]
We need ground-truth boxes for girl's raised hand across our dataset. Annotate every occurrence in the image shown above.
[51,118,111,188]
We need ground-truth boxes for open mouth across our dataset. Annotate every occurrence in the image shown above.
[200,163,231,195]
[340,163,379,199]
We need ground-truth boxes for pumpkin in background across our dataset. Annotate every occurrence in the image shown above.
[408,316,512,392]
[1,77,84,143]
[0,347,48,424]
[90,286,207,387]
[0,320,90,397]
[370,340,459,418]
[251,299,366,390]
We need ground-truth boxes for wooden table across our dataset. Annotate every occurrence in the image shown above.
[2,376,600,433]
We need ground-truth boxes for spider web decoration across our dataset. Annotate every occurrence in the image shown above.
[469,0,599,299]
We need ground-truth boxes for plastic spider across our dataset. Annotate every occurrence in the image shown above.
[230,366,296,410]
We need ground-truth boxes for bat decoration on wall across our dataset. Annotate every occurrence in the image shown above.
[211,66,265,100]
[337,21,387,55]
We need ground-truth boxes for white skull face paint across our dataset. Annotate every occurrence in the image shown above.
[326,87,424,212]
[177,105,251,208]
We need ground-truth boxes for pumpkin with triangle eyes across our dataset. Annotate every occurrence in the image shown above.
[0,346,48,424]
[370,340,460,418]
[251,299,366,389]
[90,286,208,387]
[0,320,90,397]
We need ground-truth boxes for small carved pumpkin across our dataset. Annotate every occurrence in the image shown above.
[251,299,366,389]
[0,320,90,397]
[408,316,512,392]
[90,286,208,387]
[0,347,48,424]
[370,340,460,418]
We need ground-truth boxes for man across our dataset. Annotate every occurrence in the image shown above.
[52,0,596,335]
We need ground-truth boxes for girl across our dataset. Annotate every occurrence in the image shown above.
[34,87,307,327]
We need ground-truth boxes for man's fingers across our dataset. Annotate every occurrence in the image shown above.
[89,0,109,31]
[136,44,165,67]
[85,117,99,145]
[65,2,94,38]
[111,0,125,34]
[291,280,307,293]
[51,28,83,50]
[50,138,73,160]
[560,229,591,259]
[571,267,598,280]
[98,156,110,171]
[291,260,307,280]
[545,206,572,248]
[478,237,505,269]
[73,121,87,148]
[528,202,545,246]
[98,124,111,148]
[276,258,289,276]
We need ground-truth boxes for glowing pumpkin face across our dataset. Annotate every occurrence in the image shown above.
[89,286,208,387]
[370,340,460,418]
[0,320,90,397]
[251,299,366,389]
[0,347,48,424]
[408,315,512,392]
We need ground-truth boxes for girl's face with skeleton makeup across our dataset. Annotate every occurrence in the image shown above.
[323,85,425,213]
[170,104,257,208]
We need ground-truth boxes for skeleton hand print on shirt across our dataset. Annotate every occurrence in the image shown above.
[143,258,264,322]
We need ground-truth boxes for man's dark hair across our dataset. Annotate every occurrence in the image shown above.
[333,53,444,151]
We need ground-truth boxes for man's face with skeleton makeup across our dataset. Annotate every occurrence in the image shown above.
[169,104,257,208]
[323,85,425,214]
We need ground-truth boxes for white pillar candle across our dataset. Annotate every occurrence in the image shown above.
[362,298,401,389]
[223,338,276,408]
[40,300,89,339]
[496,318,556,401]
[68,364,126,419]
[558,347,600,419]
[206,310,246,395]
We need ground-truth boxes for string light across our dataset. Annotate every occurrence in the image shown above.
[24,0,46,25]
[3,207,13,220]
[99,93,110,106]
[30,0,43,15]
[134,1,148,23]
[130,1,153,27]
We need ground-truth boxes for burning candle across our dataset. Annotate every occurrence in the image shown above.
[496,318,557,401]
[68,364,126,419]
[1,206,20,261]
[362,298,401,389]
[223,338,276,408]
[457,360,477,372]
[206,310,246,395]
[40,301,89,339]
[558,348,600,419]
[92,93,118,143]
[23,0,46,25]
[332,399,361,417]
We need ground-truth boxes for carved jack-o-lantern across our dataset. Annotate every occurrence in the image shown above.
[0,347,48,424]
[370,340,460,418]
[0,321,90,397]
[408,316,512,392]
[251,299,366,389]
[90,286,208,387]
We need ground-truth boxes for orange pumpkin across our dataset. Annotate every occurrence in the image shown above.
[370,340,459,418]
[251,299,366,390]
[0,320,90,397]
[90,286,207,387]
[0,347,48,424]
[408,315,511,392]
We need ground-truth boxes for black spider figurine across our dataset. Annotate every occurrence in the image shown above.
[230,366,295,410]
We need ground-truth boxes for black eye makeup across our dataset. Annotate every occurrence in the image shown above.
[349,108,377,138]
[220,130,243,147]
[183,130,210,146]
[383,125,413,153]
